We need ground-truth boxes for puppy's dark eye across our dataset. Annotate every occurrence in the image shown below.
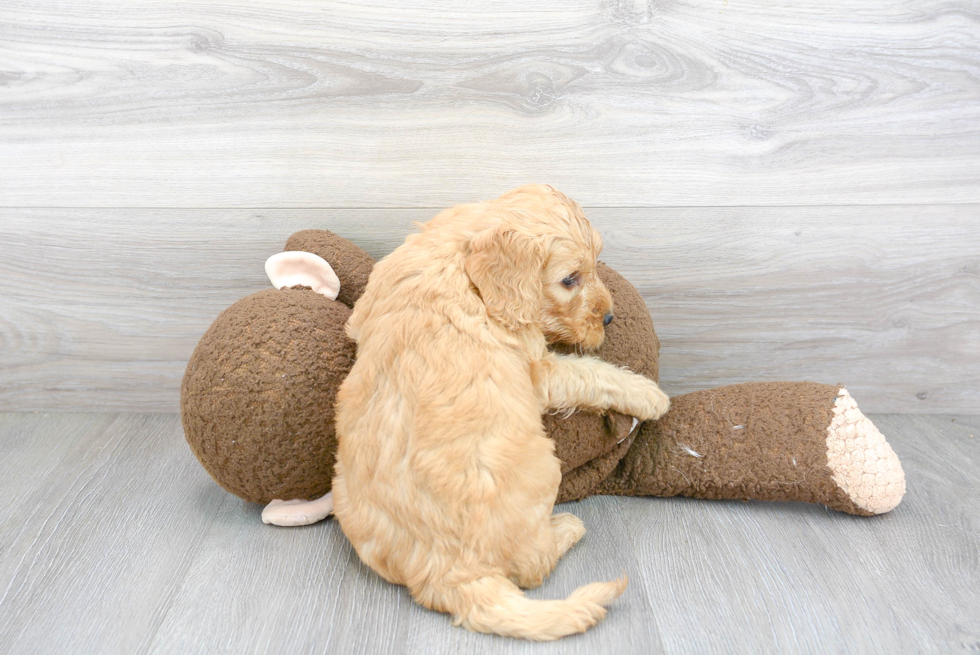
[561,273,579,288]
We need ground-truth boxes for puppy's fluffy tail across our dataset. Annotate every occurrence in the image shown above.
[436,574,627,641]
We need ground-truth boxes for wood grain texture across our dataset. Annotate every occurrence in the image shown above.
[1,0,978,207]
[0,412,977,653]
[1,206,977,413]
[0,413,228,654]
[605,206,980,413]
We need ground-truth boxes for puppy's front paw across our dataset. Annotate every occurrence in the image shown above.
[632,380,670,421]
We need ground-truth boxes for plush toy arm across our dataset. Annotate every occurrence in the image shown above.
[597,382,905,516]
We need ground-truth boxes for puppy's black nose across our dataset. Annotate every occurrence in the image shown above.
[603,312,614,326]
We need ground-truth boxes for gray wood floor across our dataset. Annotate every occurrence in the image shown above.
[1,412,977,654]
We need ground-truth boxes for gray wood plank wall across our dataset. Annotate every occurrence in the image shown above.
[1,0,978,413]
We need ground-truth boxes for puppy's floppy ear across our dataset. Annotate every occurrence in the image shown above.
[465,223,546,331]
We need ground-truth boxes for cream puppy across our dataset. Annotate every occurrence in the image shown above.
[332,185,670,640]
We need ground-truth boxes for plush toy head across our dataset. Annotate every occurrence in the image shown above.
[181,247,355,504]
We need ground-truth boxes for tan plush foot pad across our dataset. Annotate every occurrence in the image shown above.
[826,389,906,515]
[262,492,335,526]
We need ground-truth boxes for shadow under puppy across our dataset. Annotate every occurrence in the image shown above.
[332,185,670,641]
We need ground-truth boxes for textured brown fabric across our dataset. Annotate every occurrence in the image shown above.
[181,288,355,503]
[181,234,653,506]
[284,229,375,308]
[182,229,878,516]
[596,382,870,515]
[555,413,637,503]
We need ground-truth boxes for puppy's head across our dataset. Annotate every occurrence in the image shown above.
[465,185,613,349]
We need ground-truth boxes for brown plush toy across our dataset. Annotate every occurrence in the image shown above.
[181,229,905,526]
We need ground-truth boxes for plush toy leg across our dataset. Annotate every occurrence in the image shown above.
[261,492,334,526]
[597,382,905,516]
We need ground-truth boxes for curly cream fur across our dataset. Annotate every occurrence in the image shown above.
[332,185,670,641]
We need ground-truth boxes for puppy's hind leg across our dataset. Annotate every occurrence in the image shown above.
[551,513,586,559]
[509,513,586,590]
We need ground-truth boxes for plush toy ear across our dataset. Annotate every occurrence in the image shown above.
[265,251,341,301]
[464,223,546,331]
